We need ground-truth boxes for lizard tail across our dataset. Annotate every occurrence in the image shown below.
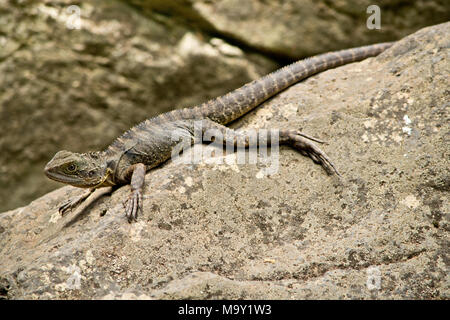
[194,42,394,124]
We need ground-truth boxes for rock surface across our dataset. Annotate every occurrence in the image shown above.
[0,22,448,299]
[0,0,276,212]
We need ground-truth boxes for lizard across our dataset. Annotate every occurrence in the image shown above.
[45,42,393,222]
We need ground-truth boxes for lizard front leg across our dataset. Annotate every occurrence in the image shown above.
[59,188,95,215]
[123,163,146,222]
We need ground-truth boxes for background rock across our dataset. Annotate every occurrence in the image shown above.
[129,0,450,57]
[0,22,448,299]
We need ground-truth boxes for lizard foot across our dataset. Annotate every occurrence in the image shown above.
[124,189,143,223]
[59,200,75,215]
[287,131,340,176]
[59,189,94,215]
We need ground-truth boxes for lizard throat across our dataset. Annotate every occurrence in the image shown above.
[91,168,115,188]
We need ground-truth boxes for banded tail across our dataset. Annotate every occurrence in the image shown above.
[191,42,394,125]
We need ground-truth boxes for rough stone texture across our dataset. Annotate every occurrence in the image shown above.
[0,22,448,299]
[0,0,276,212]
[128,0,450,58]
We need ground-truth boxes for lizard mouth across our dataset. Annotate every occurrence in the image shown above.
[44,170,95,187]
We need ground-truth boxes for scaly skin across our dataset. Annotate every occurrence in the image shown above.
[45,42,394,222]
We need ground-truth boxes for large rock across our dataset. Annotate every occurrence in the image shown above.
[129,0,450,57]
[0,22,448,299]
[0,0,276,212]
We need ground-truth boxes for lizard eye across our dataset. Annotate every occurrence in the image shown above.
[66,164,77,173]
[88,170,95,177]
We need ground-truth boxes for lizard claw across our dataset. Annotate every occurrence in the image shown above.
[294,130,327,144]
[58,189,95,216]
[288,133,341,176]
[59,199,74,215]
[124,189,143,223]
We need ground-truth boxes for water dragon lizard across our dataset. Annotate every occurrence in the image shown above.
[45,42,393,222]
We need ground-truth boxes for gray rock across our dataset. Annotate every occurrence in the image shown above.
[0,22,448,299]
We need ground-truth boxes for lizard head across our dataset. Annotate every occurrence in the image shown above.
[44,150,111,188]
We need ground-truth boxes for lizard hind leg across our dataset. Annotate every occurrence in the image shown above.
[199,119,340,176]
